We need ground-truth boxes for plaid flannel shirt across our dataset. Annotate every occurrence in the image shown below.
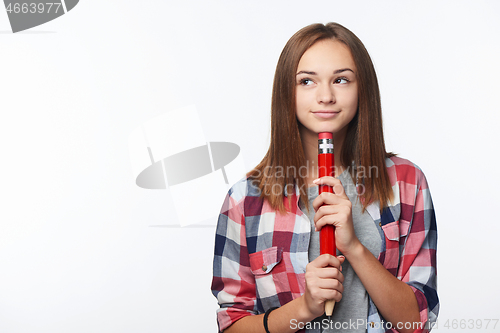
[211,156,439,332]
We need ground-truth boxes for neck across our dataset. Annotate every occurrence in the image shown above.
[300,126,347,186]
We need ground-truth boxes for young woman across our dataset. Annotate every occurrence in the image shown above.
[211,23,438,333]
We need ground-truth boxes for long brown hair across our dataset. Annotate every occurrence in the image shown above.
[247,22,394,213]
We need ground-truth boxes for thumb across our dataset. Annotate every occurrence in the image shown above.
[337,255,346,269]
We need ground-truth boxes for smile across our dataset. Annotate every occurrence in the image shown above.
[312,111,340,119]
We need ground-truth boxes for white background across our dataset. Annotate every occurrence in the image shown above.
[1,1,500,332]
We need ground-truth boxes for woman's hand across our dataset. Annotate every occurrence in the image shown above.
[312,176,361,256]
[303,254,345,318]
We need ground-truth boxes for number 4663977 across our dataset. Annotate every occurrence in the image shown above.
[442,319,498,330]
[6,3,62,14]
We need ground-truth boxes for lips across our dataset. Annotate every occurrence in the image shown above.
[312,110,340,119]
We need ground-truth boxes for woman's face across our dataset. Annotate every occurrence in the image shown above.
[295,39,358,142]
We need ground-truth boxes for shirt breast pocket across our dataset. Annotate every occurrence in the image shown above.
[381,220,411,274]
[381,220,410,242]
[249,246,288,300]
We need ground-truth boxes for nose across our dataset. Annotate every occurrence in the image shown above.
[317,83,335,104]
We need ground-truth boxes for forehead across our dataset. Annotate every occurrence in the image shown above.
[297,39,356,72]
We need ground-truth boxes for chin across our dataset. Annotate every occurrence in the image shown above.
[315,126,336,134]
[299,123,338,137]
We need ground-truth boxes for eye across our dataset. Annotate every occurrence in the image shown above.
[299,78,314,86]
[334,77,349,84]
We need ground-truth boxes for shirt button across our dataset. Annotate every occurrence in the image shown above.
[370,322,375,328]
[379,222,382,227]
[262,265,268,272]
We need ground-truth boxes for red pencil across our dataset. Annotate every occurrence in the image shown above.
[318,132,336,316]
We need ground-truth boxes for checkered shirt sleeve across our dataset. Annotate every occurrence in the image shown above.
[211,179,257,332]
[376,157,439,333]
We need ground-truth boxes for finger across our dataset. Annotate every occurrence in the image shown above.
[312,176,340,187]
[314,204,344,224]
[324,253,343,269]
[319,288,343,303]
[306,284,343,305]
[312,191,351,212]
[309,254,342,269]
[313,177,349,200]
[321,253,343,269]
[314,280,344,303]
[316,277,344,294]
[322,270,344,284]
[315,206,351,231]
[314,267,343,280]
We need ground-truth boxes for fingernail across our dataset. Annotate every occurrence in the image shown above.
[313,178,320,184]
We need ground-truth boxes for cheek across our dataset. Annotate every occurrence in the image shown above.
[345,91,358,111]
[352,97,359,111]
[295,90,309,113]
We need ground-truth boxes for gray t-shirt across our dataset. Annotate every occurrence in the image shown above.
[300,170,381,333]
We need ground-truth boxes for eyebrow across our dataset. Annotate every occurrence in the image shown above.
[296,68,354,75]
